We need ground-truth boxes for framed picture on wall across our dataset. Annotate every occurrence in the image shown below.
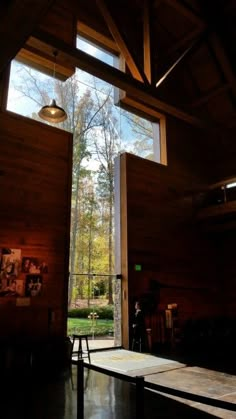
[0,278,24,297]
[22,257,40,273]
[22,257,48,274]
[38,260,48,273]
[25,274,42,297]
[1,248,21,277]
[0,248,22,297]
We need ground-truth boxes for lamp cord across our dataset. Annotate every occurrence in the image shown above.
[53,50,58,99]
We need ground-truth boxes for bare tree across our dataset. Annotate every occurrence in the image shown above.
[121,109,155,159]
[92,91,121,304]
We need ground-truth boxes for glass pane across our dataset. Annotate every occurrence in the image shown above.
[7,60,71,132]
[77,35,116,67]
[68,273,121,348]
[7,59,159,160]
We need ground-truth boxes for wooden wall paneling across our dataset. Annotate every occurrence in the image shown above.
[0,111,72,343]
[165,116,215,183]
[120,147,223,350]
[0,66,10,112]
[217,231,236,317]
[210,128,236,182]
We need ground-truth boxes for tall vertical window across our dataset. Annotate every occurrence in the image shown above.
[6,36,165,316]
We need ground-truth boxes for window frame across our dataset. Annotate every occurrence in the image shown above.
[77,24,167,165]
[2,22,167,165]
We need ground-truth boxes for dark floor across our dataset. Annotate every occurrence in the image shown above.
[1,343,236,419]
[0,366,224,419]
[0,338,235,419]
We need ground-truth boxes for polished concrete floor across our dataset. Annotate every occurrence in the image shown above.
[0,367,226,419]
[1,348,235,419]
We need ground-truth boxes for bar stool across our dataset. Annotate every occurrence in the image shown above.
[71,334,91,363]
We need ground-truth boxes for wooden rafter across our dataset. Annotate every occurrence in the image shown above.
[32,29,208,128]
[158,0,236,111]
[143,0,152,84]
[156,32,205,88]
[165,27,205,57]
[190,84,230,108]
[96,0,149,84]
[159,0,205,27]
[0,0,55,74]
[16,45,74,80]
[77,21,120,56]
[208,32,236,100]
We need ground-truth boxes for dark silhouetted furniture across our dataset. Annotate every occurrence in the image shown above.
[71,334,91,363]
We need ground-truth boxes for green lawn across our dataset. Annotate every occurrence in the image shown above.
[67,318,114,336]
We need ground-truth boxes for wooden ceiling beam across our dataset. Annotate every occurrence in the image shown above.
[165,27,205,57]
[143,0,152,84]
[208,32,236,100]
[190,83,230,108]
[96,0,149,84]
[156,32,205,88]
[77,21,120,56]
[161,1,236,109]
[0,0,55,74]
[32,29,206,128]
[160,0,205,28]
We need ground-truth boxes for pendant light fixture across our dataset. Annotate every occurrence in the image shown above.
[38,50,67,123]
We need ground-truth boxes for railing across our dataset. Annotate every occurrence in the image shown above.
[195,178,236,209]
[74,359,236,419]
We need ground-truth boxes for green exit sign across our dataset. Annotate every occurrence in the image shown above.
[134,264,142,271]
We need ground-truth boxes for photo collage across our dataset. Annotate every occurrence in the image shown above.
[0,248,48,298]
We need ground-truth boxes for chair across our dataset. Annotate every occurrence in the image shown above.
[70,334,91,363]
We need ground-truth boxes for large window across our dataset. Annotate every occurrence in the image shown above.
[7,36,163,163]
[6,36,165,313]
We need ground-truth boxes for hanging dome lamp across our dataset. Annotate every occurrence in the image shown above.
[38,50,67,123]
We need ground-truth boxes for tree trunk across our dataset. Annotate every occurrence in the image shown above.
[87,200,94,307]
[68,177,80,308]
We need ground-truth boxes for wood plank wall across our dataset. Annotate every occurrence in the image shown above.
[214,231,236,318]
[0,111,72,342]
[165,116,215,183]
[206,126,236,182]
[189,125,236,318]
[119,117,225,349]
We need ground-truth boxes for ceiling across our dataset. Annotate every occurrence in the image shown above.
[1,0,236,131]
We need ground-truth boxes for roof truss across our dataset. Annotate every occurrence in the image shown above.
[0,0,55,74]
